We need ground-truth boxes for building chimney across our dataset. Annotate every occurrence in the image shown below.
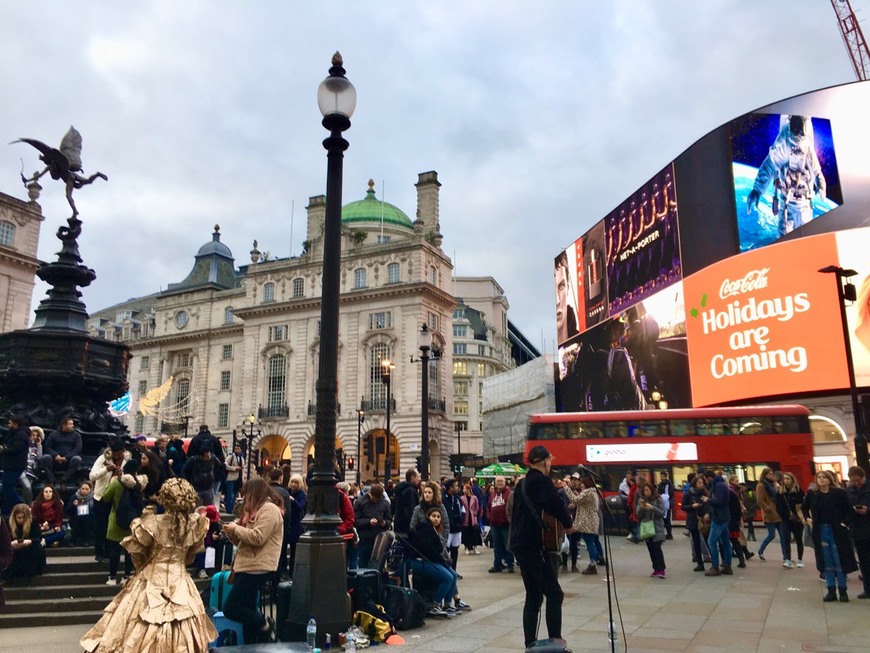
[415,171,440,228]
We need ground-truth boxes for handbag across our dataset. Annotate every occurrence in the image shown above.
[638,518,655,541]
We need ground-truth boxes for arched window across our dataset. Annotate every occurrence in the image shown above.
[263,282,275,303]
[267,353,287,412]
[0,221,14,247]
[354,268,367,289]
[225,307,234,325]
[809,415,847,443]
[369,343,392,410]
[387,262,400,284]
[175,378,191,411]
[292,277,304,299]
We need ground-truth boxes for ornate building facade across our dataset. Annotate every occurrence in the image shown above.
[89,172,457,480]
[0,188,43,333]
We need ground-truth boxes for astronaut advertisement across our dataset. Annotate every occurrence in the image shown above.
[731,113,843,253]
[605,163,682,315]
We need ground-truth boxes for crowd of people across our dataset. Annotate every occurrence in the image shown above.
[4,415,870,650]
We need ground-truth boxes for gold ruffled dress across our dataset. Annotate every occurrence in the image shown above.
[81,508,218,653]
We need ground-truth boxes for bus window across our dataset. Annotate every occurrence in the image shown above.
[642,420,667,436]
[608,421,629,438]
[773,416,801,434]
[670,419,692,436]
[671,465,694,490]
[577,422,604,439]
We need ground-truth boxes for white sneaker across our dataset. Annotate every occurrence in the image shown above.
[106,576,118,586]
[198,569,209,579]
[783,560,794,569]
[796,560,804,568]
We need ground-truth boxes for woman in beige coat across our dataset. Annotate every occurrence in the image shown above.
[222,478,284,644]
[755,467,785,562]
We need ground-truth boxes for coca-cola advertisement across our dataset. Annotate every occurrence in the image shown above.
[683,232,848,406]
[605,163,682,314]
[730,113,843,253]
[557,282,690,412]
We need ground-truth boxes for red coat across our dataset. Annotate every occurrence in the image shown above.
[460,494,479,527]
[627,484,639,523]
[32,499,64,530]
[337,490,355,540]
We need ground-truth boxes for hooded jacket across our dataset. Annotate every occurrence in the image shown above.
[706,475,731,523]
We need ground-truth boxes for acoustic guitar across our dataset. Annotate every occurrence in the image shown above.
[541,510,566,552]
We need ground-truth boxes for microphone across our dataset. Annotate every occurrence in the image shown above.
[576,464,599,477]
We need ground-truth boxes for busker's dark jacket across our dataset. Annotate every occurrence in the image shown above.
[508,468,573,551]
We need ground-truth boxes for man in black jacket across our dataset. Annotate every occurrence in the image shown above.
[509,445,574,649]
[392,468,420,537]
[846,465,870,599]
[1,415,30,516]
[38,416,83,486]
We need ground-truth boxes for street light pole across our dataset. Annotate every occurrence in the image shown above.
[287,52,355,644]
[356,408,365,486]
[820,265,870,472]
[243,413,258,482]
[381,359,394,481]
[418,323,432,481]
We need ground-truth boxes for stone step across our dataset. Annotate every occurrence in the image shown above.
[3,582,121,601]
[2,595,110,615]
[5,570,114,587]
[45,545,94,558]
[0,609,105,629]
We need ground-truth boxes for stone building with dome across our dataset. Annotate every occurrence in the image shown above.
[88,171,458,480]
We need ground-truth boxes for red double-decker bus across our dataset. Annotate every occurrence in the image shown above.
[526,404,814,519]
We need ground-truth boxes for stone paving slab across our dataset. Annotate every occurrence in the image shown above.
[1,534,867,652]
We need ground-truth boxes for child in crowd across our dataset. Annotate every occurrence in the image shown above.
[66,480,96,546]
[193,505,225,578]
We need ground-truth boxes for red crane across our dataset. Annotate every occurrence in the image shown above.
[831,0,870,80]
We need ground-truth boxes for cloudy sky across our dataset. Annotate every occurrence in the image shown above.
[0,1,859,353]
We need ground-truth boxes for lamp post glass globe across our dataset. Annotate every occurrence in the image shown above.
[317,52,357,119]
[417,323,433,351]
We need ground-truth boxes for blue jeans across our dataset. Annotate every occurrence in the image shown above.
[582,533,602,563]
[409,559,457,604]
[346,541,359,570]
[1,469,24,516]
[758,522,780,556]
[490,525,514,570]
[707,520,732,569]
[224,480,238,514]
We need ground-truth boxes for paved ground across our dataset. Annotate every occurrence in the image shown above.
[2,533,867,653]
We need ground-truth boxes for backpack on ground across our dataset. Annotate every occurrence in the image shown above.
[352,603,397,642]
[115,485,145,530]
[382,584,427,631]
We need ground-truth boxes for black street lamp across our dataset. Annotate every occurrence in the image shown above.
[819,265,870,472]
[287,52,355,644]
[241,412,260,482]
[381,358,395,481]
[455,420,463,459]
[417,323,434,481]
[356,408,365,486]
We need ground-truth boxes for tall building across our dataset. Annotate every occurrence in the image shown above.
[450,277,541,463]
[0,187,43,333]
[89,172,456,481]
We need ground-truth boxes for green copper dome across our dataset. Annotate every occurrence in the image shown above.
[342,180,413,229]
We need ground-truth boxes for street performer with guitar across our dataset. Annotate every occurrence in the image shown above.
[510,445,575,652]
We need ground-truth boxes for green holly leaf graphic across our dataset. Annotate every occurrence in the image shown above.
[689,307,699,318]
[700,292,708,308]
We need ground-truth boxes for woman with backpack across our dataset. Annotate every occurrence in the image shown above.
[101,459,147,585]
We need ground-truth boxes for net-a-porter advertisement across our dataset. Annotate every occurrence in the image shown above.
[683,233,848,407]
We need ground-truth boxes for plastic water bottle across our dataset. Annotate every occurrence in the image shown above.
[607,620,618,647]
[306,616,317,651]
[345,633,356,653]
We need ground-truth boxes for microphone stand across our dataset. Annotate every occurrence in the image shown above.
[579,468,619,653]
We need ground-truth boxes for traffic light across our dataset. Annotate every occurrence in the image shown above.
[363,434,372,459]
[415,456,422,472]
[347,456,355,470]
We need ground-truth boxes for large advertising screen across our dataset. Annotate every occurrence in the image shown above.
[683,233,849,406]
[835,228,870,388]
[558,281,690,412]
[605,163,682,313]
[731,113,843,253]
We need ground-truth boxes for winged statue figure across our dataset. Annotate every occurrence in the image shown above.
[11,125,107,216]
